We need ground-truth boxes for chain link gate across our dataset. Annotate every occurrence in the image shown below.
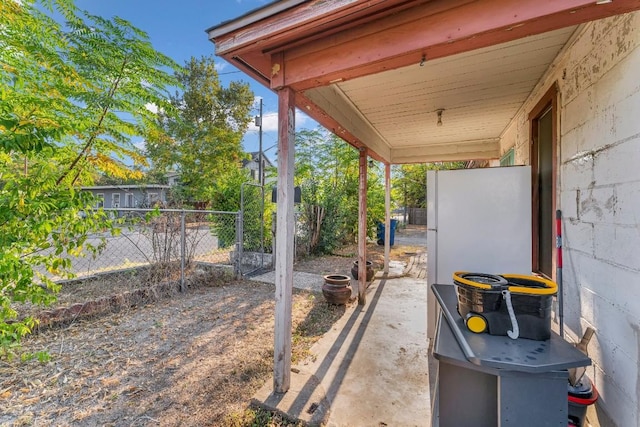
[239,182,267,276]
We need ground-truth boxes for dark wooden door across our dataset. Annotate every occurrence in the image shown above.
[537,108,553,278]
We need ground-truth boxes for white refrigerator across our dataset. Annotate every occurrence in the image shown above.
[426,166,532,339]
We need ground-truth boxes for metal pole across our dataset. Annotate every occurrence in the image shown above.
[403,181,408,225]
[556,209,564,338]
[180,210,186,292]
[257,98,264,187]
[257,101,265,270]
[272,211,277,267]
[260,185,264,270]
[235,212,243,279]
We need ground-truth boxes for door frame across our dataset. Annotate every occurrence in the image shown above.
[529,83,558,279]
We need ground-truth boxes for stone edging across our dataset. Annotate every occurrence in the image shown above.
[34,280,183,330]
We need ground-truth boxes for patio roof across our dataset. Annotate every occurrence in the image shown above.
[207,0,640,164]
[205,0,640,398]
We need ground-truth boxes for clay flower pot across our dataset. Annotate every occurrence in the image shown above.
[322,274,352,305]
[351,260,375,282]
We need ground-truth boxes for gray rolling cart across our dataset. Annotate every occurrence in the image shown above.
[431,284,591,427]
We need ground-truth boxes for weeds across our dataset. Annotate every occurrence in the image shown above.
[223,407,305,427]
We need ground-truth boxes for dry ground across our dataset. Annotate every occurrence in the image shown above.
[0,277,345,426]
[0,239,423,427]
[293,241,424,277]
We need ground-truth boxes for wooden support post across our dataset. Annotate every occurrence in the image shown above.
[358,148,368,305]
[274,86,295,393]
[384,162,391,273]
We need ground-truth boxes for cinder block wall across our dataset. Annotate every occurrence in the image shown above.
[500,12,640,427]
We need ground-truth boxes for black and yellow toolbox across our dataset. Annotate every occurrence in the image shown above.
[453,272,557,341]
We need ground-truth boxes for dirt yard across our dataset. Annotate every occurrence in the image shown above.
[293,239,425,277]
[0,236,424,427]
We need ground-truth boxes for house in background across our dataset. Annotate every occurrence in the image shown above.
[84,151,270,210]
[166,171,180,186]
[162,151,273,190]
[242,151,274,184]
[81,185,170,209]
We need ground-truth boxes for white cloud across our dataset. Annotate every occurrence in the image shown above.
[215,61,229,73]
[261,113,280,132]
[295,110,313,128]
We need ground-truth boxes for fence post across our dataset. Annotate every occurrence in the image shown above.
[260,185,264,270]
[180,210,186,292]
[272,211,277,266]
[293,212,298,261]
[235,211,243,279]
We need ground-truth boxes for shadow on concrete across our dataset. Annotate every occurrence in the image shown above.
[254,279,388,425]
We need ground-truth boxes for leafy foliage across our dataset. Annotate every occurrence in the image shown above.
[0,0,179,349]
[295,129,385,254]
[146,56,254,205]
[209,167,273,251]
[392,162,465,208]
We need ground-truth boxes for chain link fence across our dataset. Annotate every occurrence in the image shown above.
[54,196,308,286]
[61,208,239,288]
[238,183,273,275]
[13,208,240,329]
[294,212,312,260]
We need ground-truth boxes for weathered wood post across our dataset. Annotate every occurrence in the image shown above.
[384,162,391,273]
[273,85,295,393]
[358,148,368,305]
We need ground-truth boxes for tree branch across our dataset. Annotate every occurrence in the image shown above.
[56,56,129,185]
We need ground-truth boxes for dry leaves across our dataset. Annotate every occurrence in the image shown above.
[1,279,343,426]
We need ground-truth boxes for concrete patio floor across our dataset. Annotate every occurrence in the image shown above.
[251,226,432,426]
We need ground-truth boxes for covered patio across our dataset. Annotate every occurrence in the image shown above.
[250,232,431,425]
[207,1,640,425]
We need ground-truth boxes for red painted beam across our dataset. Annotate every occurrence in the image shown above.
[212,0,420,55]
[275,0,640,90]
[294,92,387,163]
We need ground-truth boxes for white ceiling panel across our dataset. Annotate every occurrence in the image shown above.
[304,26,577,162]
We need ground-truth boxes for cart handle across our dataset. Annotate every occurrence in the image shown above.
[453,272,558,295]
[501,274,558,295]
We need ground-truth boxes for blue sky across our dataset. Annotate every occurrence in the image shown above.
[74,0,316,160]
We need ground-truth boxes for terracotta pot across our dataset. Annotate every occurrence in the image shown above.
[322,274,352,305]
[351,260,375,282]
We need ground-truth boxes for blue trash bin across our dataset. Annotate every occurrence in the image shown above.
[376,219,398,246]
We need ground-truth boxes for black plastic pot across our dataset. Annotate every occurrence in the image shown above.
[568,376,598,427]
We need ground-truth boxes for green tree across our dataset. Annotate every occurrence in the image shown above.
[0,0,179,351]
[295,129,385,254]
[393,162,465,209]
[146,56,254,205]
[209,167,274,251]
[393,164,428,209]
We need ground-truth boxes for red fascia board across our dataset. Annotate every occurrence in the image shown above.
[210,0,416,56]
[219,0,640,90]
[277,0,640,90]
